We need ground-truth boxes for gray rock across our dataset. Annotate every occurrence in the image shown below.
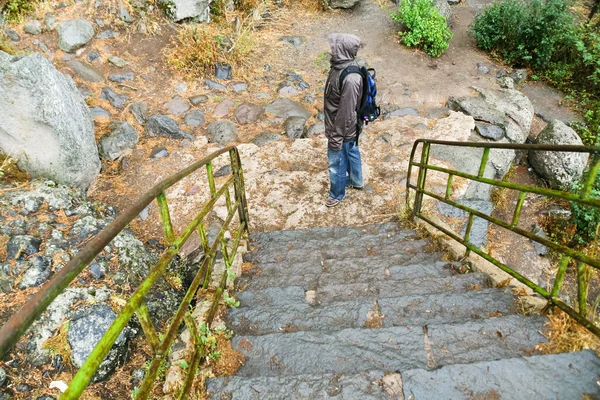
[87,50,100,62]
[304,94,315,103]
[98,122,138,160]
[214,165,232,177]
[474,87,534,136]
[68,304,129,382]
[329,0,360,8]
[90,106,110,118]
[230,81,248,92]
[279,85,298,95]
[7,235,41,260]
[280,36,304,47]
[530,120,589,189]
[235,103,264,125]
[497,77,514,89]
[206,79,227,91]
[150,146,169,158]
[0,52,100,189]
[130,102,147,124]
[174,82,188,92]
[252,132,282,147]
[189,94,209,105]
[44,13,57,30]
[475,123,504,140]
[215,62,232,80]
[5,29,20,41]
[207,120,238,145]
[132,368,145,384]
[108,72,134,83]
[89,263,105,279]
[15,383,31,392]
[57,19,95,53]
[97,29,119,39]
[24,21,42,35]
[163,99,190,116]
[265,98,311,119]
[213,99,234,117]
[119,3,133,22]
[531,224,548,256]
[108,55,128,68]
[19,256,51,289]
[146,115,193,140]
[67,60,105,83]
[184,109,205,126]
[385,107,418,118]
[159,0,212,22]
[477,63,490,74]
[101,87,127,109]
[433,0,452,20]
[510,69,528,84]
[303,122,325,138]
[285,116,308,139]
[0,367,5,386]
[448,96,508,126]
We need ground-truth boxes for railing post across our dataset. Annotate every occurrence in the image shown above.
[157,192,175,244]
[230,149,250,232]
[413,142,431,216]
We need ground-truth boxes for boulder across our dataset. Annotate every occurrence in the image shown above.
[0,52,100,189]
[235,103,264,125]
[285,116,308,139]
[145,115,194,140]
[473,87,533,135]
[98,122,139,160]
[56,20,94,53]
[529,120,589,189]
[265,98,311,119]
[68,304,130,382]
[159,0,212,22]
[207,120,238,145]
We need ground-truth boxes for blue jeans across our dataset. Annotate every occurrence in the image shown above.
[327,141,363,201]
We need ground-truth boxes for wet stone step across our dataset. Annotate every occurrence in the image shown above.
[228,288,516,336]
[401,350,600,400]
[206,370,399,400]
[236,273,492,308]
[237,257,451,291]
[232,325,427,378]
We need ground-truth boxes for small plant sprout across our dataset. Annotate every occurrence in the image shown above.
[223,290,240,308]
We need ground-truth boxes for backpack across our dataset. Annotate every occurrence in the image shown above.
[339,65,381,142]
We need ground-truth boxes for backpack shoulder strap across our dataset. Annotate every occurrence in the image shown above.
[338,65,362,90]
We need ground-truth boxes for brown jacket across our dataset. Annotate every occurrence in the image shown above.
[324,33,363,151]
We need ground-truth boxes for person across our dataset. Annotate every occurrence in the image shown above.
[323,33,364,208]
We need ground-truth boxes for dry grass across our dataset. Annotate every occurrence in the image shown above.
[41,322,72,365]
[0,153,30,185]
[536,309,600,355]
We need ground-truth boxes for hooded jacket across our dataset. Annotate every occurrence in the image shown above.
[324,33,363,151]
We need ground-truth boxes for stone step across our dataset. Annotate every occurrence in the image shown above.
[238,259,454,291]
[236,273,491,308]
[401,350,600,400]
[228,288,516,335]
[230,314,547,378]
[206,351,600,400]
[249,222,403,245]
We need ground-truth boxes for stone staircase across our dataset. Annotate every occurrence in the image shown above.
[206,223,600,399]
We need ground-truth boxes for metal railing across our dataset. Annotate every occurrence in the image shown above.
[406,139,600,337]
[0,146,250,399]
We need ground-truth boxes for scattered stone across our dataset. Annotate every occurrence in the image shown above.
[98,122,138,160]
[90,106,111,118]
[145,115,194,140]
[89,263,105,279]
[0,367,5,386]
[24,21,42,35]
[108,72,134,83]
[497,77,514,89]
[329,0,360,8]
[7,235,41,260]
[189,94,209,105]
[252,132,282,147]
[5,29,20,41]
[215,62,232,80]
[150,147,169,158]
[265,98,311,119]
[132,368,145,384]
[279,85,299,95]
[97,29,119,39]
[44,13,57,30]
[15,383,31,392]
[497,70,507,78]
[207,120,238,146]
[303,122,325,138]
[477,63,490,74]
[530,120,589,189]
[214,165,232,177]
[130,102,148,125]
[67,60,105,83]
[68,304,130,382]
[510,69,528,85]
[364,182,374,193]
[280,36,304,47]
[230,81,248,92]
[57,19,95,53]
[285,116,308,139]
[163,99,191,116]
[87,50,100,62]
[119,3,133,23]
[206,79,227,91]
[214,99,235,118]
[174,83,188,93]
[108,56,128,68]
[0,52,100,189]
[19,256,51,289]
[101,87,128,109]
[234,103,264,125]
[159,0,212,22]
[316,111,325,121]
[475,123,504,140]
[531,224,548,256]
[385,108,418,118]
[184,110,205,127]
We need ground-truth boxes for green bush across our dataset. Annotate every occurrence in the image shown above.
[570,169,600,244]
[391,0,453,57]
[1,0,37,22]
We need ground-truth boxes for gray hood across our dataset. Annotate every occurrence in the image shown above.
[328,33,360,69]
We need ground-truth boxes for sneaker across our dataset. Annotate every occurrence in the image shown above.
[325,198,341,207]
[346,184,364,190]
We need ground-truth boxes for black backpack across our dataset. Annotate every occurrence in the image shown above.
[339,65,381,142]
